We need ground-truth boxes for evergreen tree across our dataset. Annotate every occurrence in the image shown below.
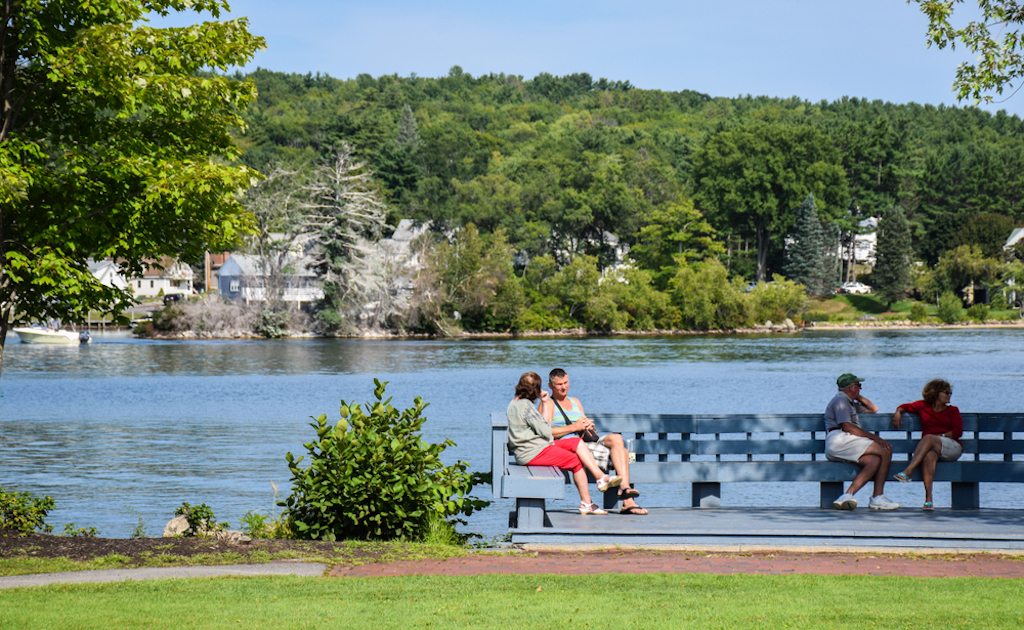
[783,194,832,296]
[873,204,913,309]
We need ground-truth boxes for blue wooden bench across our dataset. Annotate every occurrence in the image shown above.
[490,411,1024,529]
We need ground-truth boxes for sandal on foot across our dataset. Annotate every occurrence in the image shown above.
[597,474,623,492]
[579,502,607,515]
[923,502,934,511]
[894,472,910,483]
[619,487,640,499]
[620,504,647,515]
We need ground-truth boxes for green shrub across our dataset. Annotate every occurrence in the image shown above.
[749,275,807,324]
[0,488,55,535]
[62,523,99,537]
[174,502,227,536]
[151,304,187,331]
[936,291,964,324]
[668,259,751,330]
[909,302,929,322]
[240,510,294,539]
[255,307,289,338]
[281,379,490,541]
[966,303,990,322]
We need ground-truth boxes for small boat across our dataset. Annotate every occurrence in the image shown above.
[12,326,91,344]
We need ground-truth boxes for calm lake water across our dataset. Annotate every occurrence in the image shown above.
[1,328,1022,540]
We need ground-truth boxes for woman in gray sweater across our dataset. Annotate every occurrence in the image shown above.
[506,372,621,514]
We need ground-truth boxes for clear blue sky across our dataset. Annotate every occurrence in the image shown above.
[157,0,1024,118]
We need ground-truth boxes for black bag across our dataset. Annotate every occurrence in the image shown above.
[553,398,599,442]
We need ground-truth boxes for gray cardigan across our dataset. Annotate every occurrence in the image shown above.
[506,398,552,465]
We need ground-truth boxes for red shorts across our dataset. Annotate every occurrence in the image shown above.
[528,437,582,473]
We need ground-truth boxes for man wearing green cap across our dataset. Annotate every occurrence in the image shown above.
[824,373,899,510]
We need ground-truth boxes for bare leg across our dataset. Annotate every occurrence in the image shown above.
[900,434,943,478]
[602,433,645,512]
[572,468,593,505]
[575,441,607,482]
[921,450,939,504]
[847,453,881,497]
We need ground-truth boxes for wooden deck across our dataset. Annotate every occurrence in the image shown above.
[511,507,1024,551]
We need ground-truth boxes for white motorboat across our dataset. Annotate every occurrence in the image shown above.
[12,326,91,344]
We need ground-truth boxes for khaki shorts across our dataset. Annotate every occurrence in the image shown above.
[939,436,964,461]
[825,430,873,464]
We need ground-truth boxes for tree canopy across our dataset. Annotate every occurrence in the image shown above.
[0,1,265,377]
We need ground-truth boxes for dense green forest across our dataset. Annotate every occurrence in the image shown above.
[224,67,1024,334]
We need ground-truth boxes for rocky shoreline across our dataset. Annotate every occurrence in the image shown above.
[135,318,1024,340]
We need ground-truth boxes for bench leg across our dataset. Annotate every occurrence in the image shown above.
[951,482,979,510]
[602,487,622,512]
[692,482,721,508]
[515,498,547,529]
[820,482,844,509]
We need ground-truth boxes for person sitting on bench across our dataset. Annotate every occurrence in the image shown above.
[825,372,899,511]
[506,372,621,515]
[891,378,964,510]
[539,368,647,515]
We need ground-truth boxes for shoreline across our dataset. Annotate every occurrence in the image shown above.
[136,318,1024,340]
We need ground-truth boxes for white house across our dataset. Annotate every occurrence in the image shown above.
[87,259,129,290]
[854,217,877,265]
[1005,227,1024,250]
[126,258,193,298]
[218,254,323,305]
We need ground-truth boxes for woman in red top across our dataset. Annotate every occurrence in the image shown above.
[890,379,964,510]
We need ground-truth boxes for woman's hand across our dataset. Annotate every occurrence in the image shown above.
[891,410,903,430]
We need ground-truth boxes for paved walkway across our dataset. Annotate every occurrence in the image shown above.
[0,561,328,589]
[330,549,1024,579]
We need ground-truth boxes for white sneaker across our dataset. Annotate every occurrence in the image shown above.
[869,495,900,511]
[833,493,857,510]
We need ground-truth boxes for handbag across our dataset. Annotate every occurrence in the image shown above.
[553,398,599,442]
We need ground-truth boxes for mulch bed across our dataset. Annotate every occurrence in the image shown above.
[0,530,388,566]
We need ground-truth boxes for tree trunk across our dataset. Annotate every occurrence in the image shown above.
[0,305,9,384]
[755,226,770,282]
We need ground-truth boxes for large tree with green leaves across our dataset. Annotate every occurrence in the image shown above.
[693,123,848,281]
[784,194,833,297]
[0,1,264,379]
[913,0,1024,104]
[873,203,914,308]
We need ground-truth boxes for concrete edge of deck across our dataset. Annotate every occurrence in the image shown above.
[516,543,1024,556]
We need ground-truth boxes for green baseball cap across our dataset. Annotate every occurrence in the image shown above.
[836,373,864,389]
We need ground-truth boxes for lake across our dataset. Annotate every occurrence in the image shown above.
[1,328,1022,540]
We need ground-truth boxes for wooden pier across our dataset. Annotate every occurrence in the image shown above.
[511,506,1024,551]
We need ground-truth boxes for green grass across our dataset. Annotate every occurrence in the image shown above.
[806,295,1022,323]
[1,573,1022,629]
[0,541,470,576]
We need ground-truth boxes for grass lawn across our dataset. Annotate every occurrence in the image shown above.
[1,573,1022,629]
[806,295,1020,323]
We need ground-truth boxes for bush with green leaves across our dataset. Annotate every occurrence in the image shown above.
[966,303,990,322]
[62,523,99,537]
[936,291,964,324]
[0,488,55,535]
[668,259,751,330]
[281,379,490,541]
[173,502,227,536]
[909,302,929,322]
[748,275,807,324]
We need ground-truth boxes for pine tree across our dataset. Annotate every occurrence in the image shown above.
[873,203,913,309]
[784,194,832,296]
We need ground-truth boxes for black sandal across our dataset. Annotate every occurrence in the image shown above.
[620,504,647,515]
[619,487,640,499]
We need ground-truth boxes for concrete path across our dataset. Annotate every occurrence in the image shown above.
[0,561,328,589]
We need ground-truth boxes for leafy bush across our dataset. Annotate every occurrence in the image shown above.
[174,502,227,536]
[151,304,188,332]
[0,488,55,535]
[936,291,964,324]
[668,259,751,330]
[966,303,989,322]
[909,302,929,322]
[749,275,807,323]
[281,379,490,541]
[255,307,290,338]
[62,523,99,537]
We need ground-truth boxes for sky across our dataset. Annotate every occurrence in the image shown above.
[155,0,1024,118]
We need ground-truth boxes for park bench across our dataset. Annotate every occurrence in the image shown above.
[490,411,1024,529]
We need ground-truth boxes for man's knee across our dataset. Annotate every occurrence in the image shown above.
[603,433,624,449]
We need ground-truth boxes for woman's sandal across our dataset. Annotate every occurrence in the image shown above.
[894,472,910,483]
[620,504,647,515]
[579,502,608,515]
[597,474,623,492]
[923,502,934,511]
[619,487,640,499]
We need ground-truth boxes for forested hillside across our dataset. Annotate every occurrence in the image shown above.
[224,67,1024,334]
